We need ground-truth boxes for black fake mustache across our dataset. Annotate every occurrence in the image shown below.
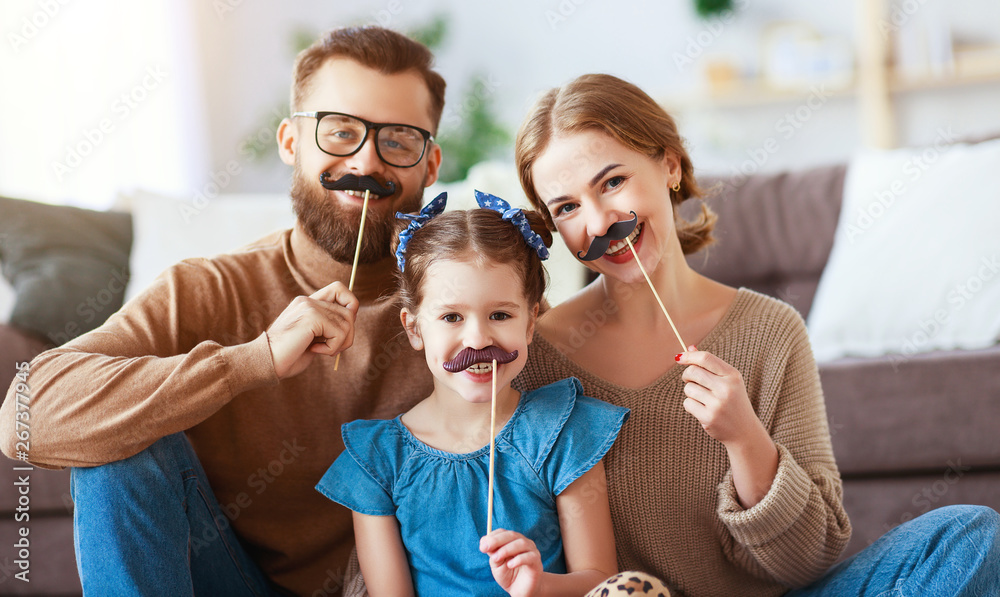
[319,172,396,197]
[442,346,519,373]
[576,212,639,261]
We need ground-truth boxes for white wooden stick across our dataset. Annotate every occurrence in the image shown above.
[334,189,370,371]
[625,237,687,352]
[487,358,498,534]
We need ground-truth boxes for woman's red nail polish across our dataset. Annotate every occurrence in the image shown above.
[675,354,683,361]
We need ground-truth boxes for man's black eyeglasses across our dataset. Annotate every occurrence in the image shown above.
[291,111,434,168]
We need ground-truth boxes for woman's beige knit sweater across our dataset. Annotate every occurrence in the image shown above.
[514,289,851,597]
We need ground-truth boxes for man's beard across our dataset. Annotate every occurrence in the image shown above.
[290,167,424,264]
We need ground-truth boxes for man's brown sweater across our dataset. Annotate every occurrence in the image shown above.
[0,225,433,596]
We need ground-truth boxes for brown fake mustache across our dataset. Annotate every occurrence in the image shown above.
[319,172,396,197]
[576,212,639,261]
[442,346,519,373]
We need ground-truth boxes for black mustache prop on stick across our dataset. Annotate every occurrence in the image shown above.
[440,345,516,533]
[576,212,639,261]
[321,172,395,370]
[442,346,518,373]
[319,172,396,196]
[582,211,687,352]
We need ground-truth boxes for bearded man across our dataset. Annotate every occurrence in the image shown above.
[0,26,443,596]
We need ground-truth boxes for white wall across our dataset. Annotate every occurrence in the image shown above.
[0,1,209,208]
[187,0,1000,194]
[2,0,999,207]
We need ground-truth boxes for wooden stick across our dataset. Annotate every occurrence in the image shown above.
[625,237,687,352]
[334,189,371,371]
[487,358,498,534]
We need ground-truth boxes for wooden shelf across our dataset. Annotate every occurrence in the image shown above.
[890,54,1000,93]
[667,65,1000,109]
[662,75,857,111]
[689,78,856,108]
[661,1,1000,149]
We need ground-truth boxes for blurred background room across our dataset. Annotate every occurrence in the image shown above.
[2,2,1000,594]
[3,0,999,206]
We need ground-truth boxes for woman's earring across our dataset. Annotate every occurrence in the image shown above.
[671,180,681,193]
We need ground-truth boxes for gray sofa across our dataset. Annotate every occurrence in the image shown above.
[2,159,999,595]
[692,163,1000,557]
[1,195,132,596]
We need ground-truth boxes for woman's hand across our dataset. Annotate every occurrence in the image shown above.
[677,346,761,445]
[677,346,779,507]
[480,529,543,597]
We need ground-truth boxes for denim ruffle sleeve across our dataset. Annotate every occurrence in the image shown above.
[512,377,630,496]
[315,420,397,516]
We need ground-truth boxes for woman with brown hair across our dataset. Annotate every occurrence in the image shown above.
[514,73,999,596]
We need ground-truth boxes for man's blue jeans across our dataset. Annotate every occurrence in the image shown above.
[789,504,999,596]
[71,432,279,596]
[73,433,999,596]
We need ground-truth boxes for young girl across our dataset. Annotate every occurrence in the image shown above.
[316,191,629,596]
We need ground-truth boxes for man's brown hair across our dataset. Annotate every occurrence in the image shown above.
[291,26,446,132]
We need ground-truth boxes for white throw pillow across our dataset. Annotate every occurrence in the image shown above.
[125,190,295,300]
[807,137,1000,362]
